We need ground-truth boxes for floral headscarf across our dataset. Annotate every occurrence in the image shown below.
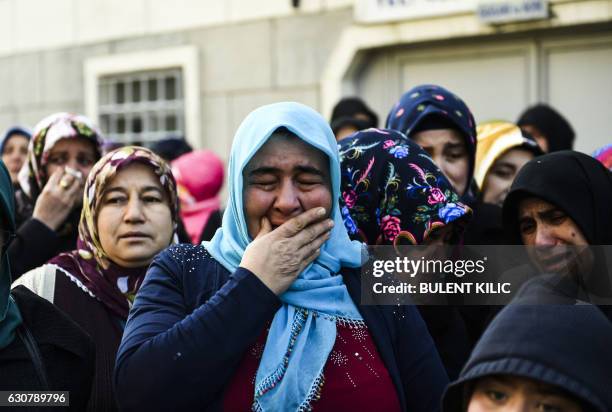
[48,146,178,319]
[17,112,104,200]
[339,128,471,245]
[386,84,477,203]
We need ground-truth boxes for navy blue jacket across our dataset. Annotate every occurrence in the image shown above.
[114,244,448,411]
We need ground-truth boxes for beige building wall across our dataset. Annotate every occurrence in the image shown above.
[1,0,611,158]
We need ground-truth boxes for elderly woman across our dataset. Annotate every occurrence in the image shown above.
[1,126,31,185]
[338,128,473,380]
[0,160,94,409]
[475,121,542,208]
[115,103,448,411]
[9,113,103,279]
[14,147,178,411]
[502,150,612,319]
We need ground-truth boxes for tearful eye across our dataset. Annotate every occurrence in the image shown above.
[77,156,95,167]
[48,156,67,165]
[550,212,567,225]
[492,167,513,179]
[298,180,320,187]
[445,149,467,162]
[485,390,508,403]
[250,180,276,190]
[519,218,536,235]
[536,402,563,412]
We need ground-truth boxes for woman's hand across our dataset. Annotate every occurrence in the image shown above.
[240,207,334,295]
[32,167,83,231]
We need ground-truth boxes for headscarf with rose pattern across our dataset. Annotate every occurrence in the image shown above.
[339,128,471,245]
[48,146,178,319]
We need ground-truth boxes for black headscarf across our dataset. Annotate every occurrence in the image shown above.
[503,150,612,245]
[151,137,193,162]
[330,97,378,128]
[517,104,575,152]
[442,304,612,412]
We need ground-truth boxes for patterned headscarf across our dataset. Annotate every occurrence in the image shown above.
[17,112,104,201]
[386,84,477,202]
[48,146,178,319]
[339,128,471,246]
[593,144,612,171]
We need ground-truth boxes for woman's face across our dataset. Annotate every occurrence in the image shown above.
[243,134,332,238]
[2,134,29,183]
[45,137,98,180]
[482,148,534,207]
[518,197,592,275]
[335,125,359,142]
[468,375,583,412]
[520,125,549,153]
[97,163,174,268]
[412,129,470,195]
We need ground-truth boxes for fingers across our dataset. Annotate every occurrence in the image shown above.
[255,216,273,239]
[298,248,321,273]
[292,217,334,249]
[280,207,327,237]
[59,173,75,190]
[45,167,65,187]
[299,229,331,256]
[63,175,83,202]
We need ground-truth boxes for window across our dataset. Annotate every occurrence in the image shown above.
[84,46,200,149]
[98,69,185,145]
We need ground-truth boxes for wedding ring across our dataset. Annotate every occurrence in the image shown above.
[59,178,70,190]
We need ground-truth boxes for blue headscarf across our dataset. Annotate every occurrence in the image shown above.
[203,102,364,411]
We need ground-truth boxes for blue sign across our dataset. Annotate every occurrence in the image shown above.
[478,0,548,23]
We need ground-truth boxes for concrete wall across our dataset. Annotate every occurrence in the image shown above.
[0,7,354,159]
[0,0,354,57]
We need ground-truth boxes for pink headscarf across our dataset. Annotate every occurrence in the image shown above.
[172,150,224,243]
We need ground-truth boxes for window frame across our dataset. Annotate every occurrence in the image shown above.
[84,46,200,148]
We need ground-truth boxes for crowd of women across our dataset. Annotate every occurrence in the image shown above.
[0,83,611,412]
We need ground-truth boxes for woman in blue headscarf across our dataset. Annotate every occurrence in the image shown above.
[115,102,448,411]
